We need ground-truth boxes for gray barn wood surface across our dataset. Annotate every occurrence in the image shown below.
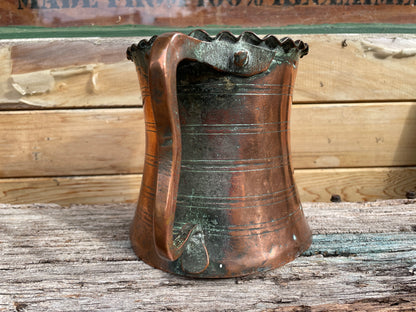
[1,200,415,311]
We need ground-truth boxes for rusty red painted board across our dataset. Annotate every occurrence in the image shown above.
[1,0,415,27]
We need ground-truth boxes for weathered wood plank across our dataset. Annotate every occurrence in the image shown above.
[0,200,415,311]
[1,34,416,108]
[0,103,414,178]
[295,34,416,103]
[0,175,142,205]
[0,39,141,109]
[0,167,414,204]
[1,0,416,27]
[291,102,416,168]
[272,293,416,312]
[303,199,416,234]
[295,167,416,202]
[0,109,145,177]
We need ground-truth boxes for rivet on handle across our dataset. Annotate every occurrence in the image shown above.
[233,50,249,67]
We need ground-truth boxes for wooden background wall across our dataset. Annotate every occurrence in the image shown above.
[0,33,415,204]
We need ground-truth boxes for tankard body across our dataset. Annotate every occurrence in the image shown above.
[127,30,312,278]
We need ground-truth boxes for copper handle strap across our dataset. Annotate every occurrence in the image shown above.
[149,33,201,261]
[148,31,275,263]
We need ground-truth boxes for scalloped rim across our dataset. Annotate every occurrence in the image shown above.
[188,29,308,57]
[127,30,308,60]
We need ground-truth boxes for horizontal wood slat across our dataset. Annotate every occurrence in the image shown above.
[295,167,416,202]
[1,201,415,310]
[0,109,145,178]
[291,102,416,169]
[3,0,416,27]
[0,103,414,178]
[295,34,416,103]
[0,175,142,205]
[1,33,415,203]
[0,167,414,204]
[1,34,416,108]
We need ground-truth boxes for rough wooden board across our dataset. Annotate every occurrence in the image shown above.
[1,34,416,108]
[295,167,416,202]
[269,294,416,312]
[0,109,145,178]
[0,103,415,178]
[0,39,141,109]
[0,200,415,311]
[0,167,414,204]
[291,102,416,168]
[2,0,416,27]
[0,175,142,205]
[303,199,416,234]
[295,34,416,103]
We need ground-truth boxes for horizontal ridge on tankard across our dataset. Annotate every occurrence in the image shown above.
[127,30,312,278]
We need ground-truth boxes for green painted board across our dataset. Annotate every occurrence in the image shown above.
[1,23,416,39]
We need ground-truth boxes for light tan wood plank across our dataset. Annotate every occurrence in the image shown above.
[295,34,416,102]
[0,175,142,205]
[1,34,416,108]
[10,38,129,74]
[0,103,414,178]
[0,108,145,177]
[1,39,142,109]
[0,167,413,204]
[291,102,416,168]
[294,167,416,202]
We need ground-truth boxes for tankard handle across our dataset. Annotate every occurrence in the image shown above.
[148,33,203,262]
[148,31,275,263]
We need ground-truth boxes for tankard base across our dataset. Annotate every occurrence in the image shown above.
[130,210,312,278]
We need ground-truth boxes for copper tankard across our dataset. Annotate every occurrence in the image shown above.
[127,30,312,278]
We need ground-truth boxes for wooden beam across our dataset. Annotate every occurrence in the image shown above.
[0,200,414,310]
[1,34,416,108]
[295,34,416,103]
[0,175,142,205]
[291,102,416,169]
[0,167,413,204]
[2,0,416,27]
[0,103,414,178]
[295,167,416,202]
[0,109,145,178]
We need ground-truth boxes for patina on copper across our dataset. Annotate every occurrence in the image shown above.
[127,30,312,278]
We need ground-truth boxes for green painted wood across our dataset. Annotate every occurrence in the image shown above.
[1,23,416,39]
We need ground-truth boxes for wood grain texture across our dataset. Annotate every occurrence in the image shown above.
[295,34,416,103]
[0,200,415,311]
[295,167,416,202]
[0,167,414,204]
[1,0,416,27]
[269,294,416,312]
[0,103,414,178]
[1,34,416,108]
[0,109,145,178]
[0,175,142,205]
[291,102,416,168]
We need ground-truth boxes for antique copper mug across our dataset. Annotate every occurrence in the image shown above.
[127,30,312,278]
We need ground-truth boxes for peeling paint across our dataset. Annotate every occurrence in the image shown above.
[11,70,55,95]
[361,37,416,59]
[10,65,97,96]
[50,65,95,77]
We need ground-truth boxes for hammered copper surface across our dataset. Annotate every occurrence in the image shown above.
[127,30,312,278]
